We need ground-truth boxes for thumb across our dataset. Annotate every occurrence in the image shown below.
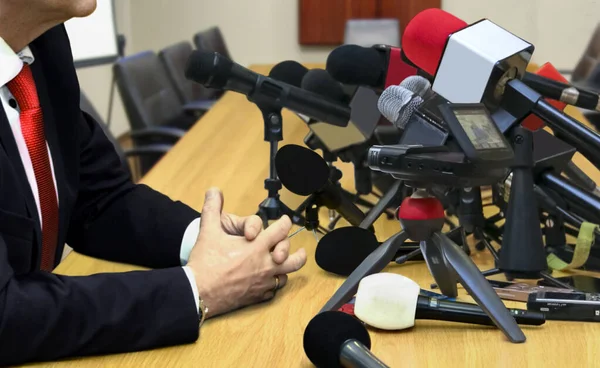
[200,187,224,229]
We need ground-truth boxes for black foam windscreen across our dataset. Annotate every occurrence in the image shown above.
[326,45,386,87]
[268,60,309,87]
[316,227,379,276]
[303,311,371,368]
[275,144,329,196]
[185,50,232,88]
[301,69,347,104]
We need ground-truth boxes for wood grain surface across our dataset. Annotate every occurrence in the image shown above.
[24,65,600,368]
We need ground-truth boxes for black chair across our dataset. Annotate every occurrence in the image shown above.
[113,50,205,133]
[79,91,179,179]
[193,26,231,60]
[158,41,219,110]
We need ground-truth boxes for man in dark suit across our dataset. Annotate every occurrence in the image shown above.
[0,1,307,365]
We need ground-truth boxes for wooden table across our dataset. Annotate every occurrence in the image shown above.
[37,65,600,367]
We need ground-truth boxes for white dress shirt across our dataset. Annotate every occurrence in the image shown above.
[0,37,201,311]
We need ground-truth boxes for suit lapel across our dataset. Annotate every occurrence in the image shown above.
[0,100,42,244]
[29,45,70,263]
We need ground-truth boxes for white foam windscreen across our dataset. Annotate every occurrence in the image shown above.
[64,0,118,67]
[354,273,420,330]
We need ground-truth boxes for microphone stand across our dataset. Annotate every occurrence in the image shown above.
[256,104,306,229]
[471,127,571,287]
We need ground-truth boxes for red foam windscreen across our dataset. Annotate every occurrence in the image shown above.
[521,62,568,131]
[384,47,418,88]
[402,8,467,76]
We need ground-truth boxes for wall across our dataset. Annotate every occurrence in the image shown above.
[128,0,333,66]
[76,0,132,138]
[442,0,600,69]
[128,0,600,70]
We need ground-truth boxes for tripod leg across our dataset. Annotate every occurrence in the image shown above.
[421,239,459,298]
[394,249,422,265]
[359,180,403,230]
[475,228,500,263]
[433,232,526,343]
[320,231,409,313]
[278,199,306,227]
[328,214,342,230]
[539,271,575,290]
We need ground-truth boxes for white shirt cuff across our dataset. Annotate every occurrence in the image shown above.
[180,217,201,265]
[182,266,200,313]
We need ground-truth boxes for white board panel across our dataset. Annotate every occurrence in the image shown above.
[64,0,118,67]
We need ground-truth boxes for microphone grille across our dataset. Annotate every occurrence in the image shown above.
[398,94,424,129]
[378,85,423,129]
[400,75,433,99]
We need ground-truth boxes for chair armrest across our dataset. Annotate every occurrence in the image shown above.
[183,99,217,113]
[130,126,186,140]
[123,144,173,157]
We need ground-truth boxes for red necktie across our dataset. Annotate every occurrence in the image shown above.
[7,65,59,271]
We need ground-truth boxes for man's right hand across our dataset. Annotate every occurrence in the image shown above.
[186,188,307,318]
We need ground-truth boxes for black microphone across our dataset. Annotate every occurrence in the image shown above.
[539,172,600,221]
[415,296,546,326]
[326,44,420,89]
[522,72,600,112]
[185,50,349,127]
[315,227,423,276]
[275,144,367,227]
[303,311,389,368]
[268,60,309,88]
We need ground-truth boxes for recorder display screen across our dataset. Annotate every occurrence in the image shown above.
[453,108,507,151]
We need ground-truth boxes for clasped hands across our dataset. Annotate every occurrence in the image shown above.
[187,188,307,318]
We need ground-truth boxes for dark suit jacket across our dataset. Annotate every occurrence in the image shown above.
[0,26,202,365]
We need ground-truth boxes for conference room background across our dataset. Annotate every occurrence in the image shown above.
[77,0,600,141]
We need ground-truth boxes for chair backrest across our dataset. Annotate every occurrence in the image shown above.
[158,41,217,103]
[79,91,132,177]
[343,19,400,47]
[193,26,231,59]
[114,50,187,131]
[572,23,600,83]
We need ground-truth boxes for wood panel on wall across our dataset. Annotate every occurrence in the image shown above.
[299,0,441,45]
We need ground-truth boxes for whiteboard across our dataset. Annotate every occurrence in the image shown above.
[64,0,118,68]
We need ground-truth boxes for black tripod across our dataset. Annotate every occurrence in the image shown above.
[320,187,526,343]
[478,127,571,288]
[256,105,306,229]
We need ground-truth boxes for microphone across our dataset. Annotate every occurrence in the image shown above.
[400,75,434,100]
[377,85,424,129]
[326,44,419,89]
[275,144,367,227]
[315,227,423,276]
[303,311,389,368]
[521,62,568,131]
[523,70,600,113]
[268,60,309,88]
[185,50,349,127]
[354,273,545,330]
[401,9,600,170]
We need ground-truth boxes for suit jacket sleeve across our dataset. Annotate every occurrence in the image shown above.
[0,236,200,365]
[65,111,200,268]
